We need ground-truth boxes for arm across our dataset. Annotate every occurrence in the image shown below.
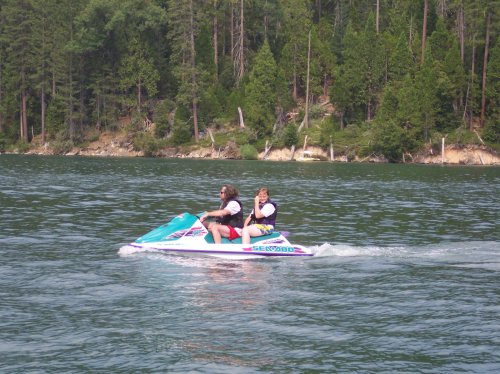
[200,208,231,222]
[243,214,252,227]
[254,201,275,219]
[252,196,266,219]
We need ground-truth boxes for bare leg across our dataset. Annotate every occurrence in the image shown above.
[242,225,263,244]
[210,224,231,244]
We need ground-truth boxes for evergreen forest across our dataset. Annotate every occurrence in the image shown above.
[0,0,498,161]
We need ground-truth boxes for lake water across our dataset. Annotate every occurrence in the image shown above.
[1,154,499,373]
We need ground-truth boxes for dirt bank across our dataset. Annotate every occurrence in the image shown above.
[19,132,500,165]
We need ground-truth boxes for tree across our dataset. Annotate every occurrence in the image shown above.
[0,0,37,142]
[168,0,203,142]
[480,9,491,127]
[119,37,160,113]
[389,32,414,82]
[484,43,500,142]
[245,39,279,136]
[443,39,466,114]
[280,0,312,101]
[330,22,365,127]
[415,49,439,140]
[421,0,428,63]
[361,12,385,121]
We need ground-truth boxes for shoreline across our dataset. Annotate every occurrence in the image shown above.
[3,130,499,166]
[4,142,498,166]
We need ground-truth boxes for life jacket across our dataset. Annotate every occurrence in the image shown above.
[251,200,277,227]
[217,198,244,228]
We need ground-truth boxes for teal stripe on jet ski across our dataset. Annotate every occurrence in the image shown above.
[136,213,198,243]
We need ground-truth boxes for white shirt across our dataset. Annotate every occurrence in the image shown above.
[224,200,241,215]
[251,203,275,218]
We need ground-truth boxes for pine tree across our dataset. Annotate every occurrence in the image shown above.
[168,0,203,142]
[245,40,278,136]
[330,22,365,127]
[389,32,414,82]
[361,12,385,120]
[279,0,312,102]
[0,0,37,142]
[484,43,500,141]
[443,39,466,115]
[119,37,160,113]
[415,47,439,140]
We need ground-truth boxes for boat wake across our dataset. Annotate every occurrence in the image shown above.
[309,241,500,270]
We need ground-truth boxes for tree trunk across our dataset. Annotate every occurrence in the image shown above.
[137,78,142,113]
[469,35,476,130]
[238,106,245,128]
[315,0,322,21]
[367,98,372,121]
[292,43,298,101]
[330,136,334,161]
[230,3,234,62]
[421,0,428,63]
[0,67,3,133]
[263,140,272,159]
[304,30,311,129]
[289,144,296,161]
[213,1,218,83]
[189,0,199,141]
[458,2,465,62]
[263,0,268,38]
[20,68,28,142]
[480,10,490,128]
[68,23,75,141]
[238,0,244,84]
[52,67,56,96]
[41,85,46,143]
[21,89,28,142]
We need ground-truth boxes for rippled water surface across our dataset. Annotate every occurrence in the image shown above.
[1,155,499,373]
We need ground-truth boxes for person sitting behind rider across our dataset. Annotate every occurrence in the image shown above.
[242,187,277,244]
[200,184,243,244]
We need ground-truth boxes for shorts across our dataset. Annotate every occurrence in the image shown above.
[227,225,242,241]
[255,224,274,235]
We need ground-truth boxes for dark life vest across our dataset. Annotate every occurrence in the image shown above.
[217,198,244,228]
[251,200,277,227]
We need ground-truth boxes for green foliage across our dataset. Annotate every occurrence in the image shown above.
[119,37,160,110]
[389,32,414,81]
[0,0,498,153]
[239,144,258,160]
[8,141,31,153]
[0,135,5,152]
[284,124,299,147]
[199,85,224,126]
[51,139,74,155]
[171,123,192,146]
[132,132,163,157]
[486,44,500,137]
[244,40,280,136]
[483,120,500,143]
[154,99,175,138]
[446,127,480,145]
[371,121,417,162]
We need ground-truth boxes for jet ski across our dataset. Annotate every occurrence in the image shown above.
[119,212,313,259]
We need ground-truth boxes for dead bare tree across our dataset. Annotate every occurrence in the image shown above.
[421,0,428,63]
[480,10,491,127]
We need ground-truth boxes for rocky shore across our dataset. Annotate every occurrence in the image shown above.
[15,131,500,165]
